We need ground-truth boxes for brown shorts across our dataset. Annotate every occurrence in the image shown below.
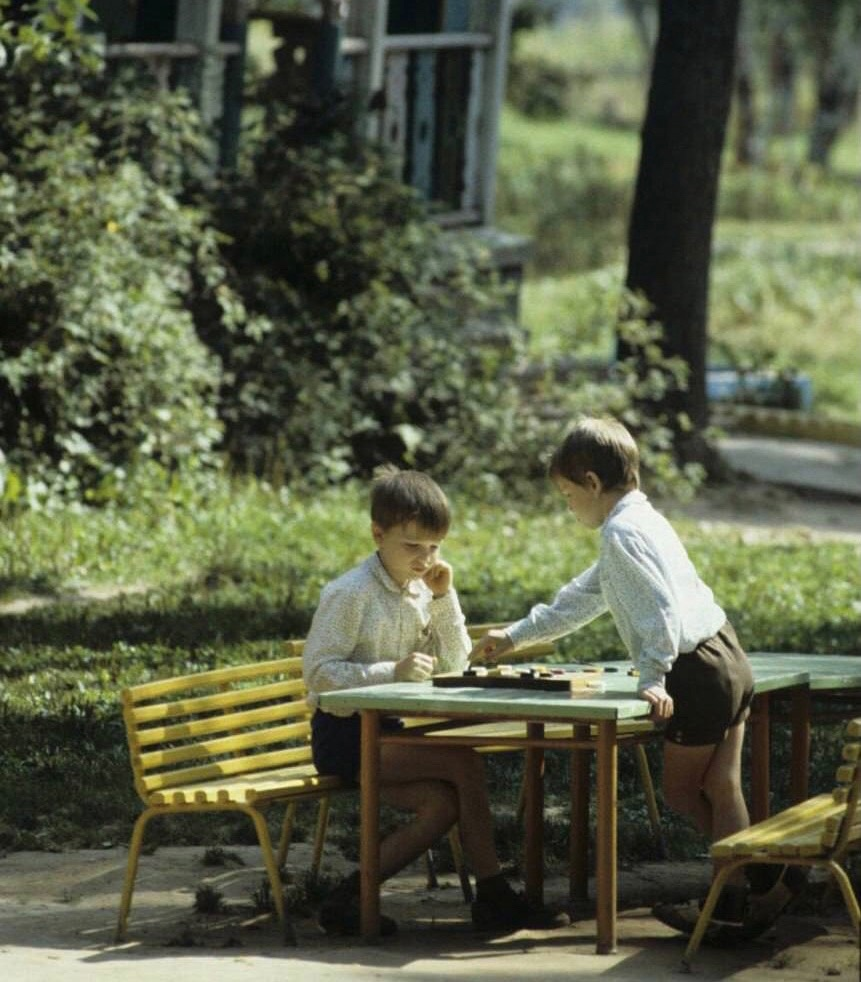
[663,621,754,746]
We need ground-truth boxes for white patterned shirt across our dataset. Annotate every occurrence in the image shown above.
[303,553,471,715]
[506,490,726,692]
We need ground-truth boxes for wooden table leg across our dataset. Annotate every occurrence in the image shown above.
[749,692,770,823]
[523,721,545,907]
[595,719,618,955]
[569,724,590,902]
[359,709,381,940]
[790,685,810,804]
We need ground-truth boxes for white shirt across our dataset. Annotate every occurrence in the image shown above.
[303,553,471,715]
[506,490,726,692]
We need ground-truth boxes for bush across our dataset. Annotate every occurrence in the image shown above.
[0,6,226,504]
[506,53,575,119]
[195,97,544,486]
[496,144,630,273]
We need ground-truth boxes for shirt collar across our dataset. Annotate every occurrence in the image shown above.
[370,552,422,596]
[604,488,647,526]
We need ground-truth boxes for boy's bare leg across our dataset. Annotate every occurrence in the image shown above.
[661,722,749,840]
[380,744,500,881]
[378,777,458,881]
[662,722,749,887]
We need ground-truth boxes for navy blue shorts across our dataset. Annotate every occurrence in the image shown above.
[311,709,405,784]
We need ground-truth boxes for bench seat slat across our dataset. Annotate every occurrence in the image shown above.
[141,745,312,792]
[711,794,841,858]
[147,763,344,805]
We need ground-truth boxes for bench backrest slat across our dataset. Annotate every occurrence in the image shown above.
[141,746,312,793]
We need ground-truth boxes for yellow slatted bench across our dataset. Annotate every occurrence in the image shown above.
[116,645,346,942]
[682,716,861,970]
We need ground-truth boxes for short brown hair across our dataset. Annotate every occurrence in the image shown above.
[370,465,451,533]
[548,417,640,491]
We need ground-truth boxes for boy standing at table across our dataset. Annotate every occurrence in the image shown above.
[470,417,792,936]
[303,466,567,936]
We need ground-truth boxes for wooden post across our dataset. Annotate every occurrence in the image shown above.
[790,685,811,803]
[219,0,249,169]
[471,0,514,225]
[595,720,618,955]
[359,709,382,940]
[569,725,591,901]
[523,721,545,907]
[348,0,389,141]
[749,692,771,823]
[176,0,225,149]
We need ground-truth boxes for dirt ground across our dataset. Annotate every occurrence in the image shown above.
[2,485,859,981]
[0,843,858,982]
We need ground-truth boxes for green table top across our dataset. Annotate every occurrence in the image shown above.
[748,652,861,690]
[318,675,651,722]
[318,653,861,721]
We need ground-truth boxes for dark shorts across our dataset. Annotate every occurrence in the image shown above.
[311,709,404,784]
[663,621,754,747]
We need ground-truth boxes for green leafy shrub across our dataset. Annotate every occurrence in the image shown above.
[496,145,630,273]
[0,3,225,505]
[506,53,576,119]
[195,98,543,486]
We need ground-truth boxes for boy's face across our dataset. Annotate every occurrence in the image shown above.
[554,474,606,529]
[372,520,446,587]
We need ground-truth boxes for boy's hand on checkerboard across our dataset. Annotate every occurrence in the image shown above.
[395,652,437,682]
[470,629,514,663]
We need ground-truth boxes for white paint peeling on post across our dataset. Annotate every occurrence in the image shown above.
[462,47,483,214]
[472,0,514,226]
[383,51,410,173]
[175,0,225,128]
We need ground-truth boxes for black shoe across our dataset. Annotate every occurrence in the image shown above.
[652,885,748,940]
[709,883,748,929]
[652,899,701,935]
[739,867,808,940]
[471,885,570,933]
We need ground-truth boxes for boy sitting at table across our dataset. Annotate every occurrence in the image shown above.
[303,465,568,936]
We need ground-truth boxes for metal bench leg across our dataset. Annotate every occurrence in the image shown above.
[311,795,331,880]
[115,808,157,942]
[448,825,474,903]
[276,801,297,868]
[248,806,296,945]
[681,861,737,972]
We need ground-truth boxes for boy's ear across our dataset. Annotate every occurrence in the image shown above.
[371,521,384,545]
[584,471,603,495]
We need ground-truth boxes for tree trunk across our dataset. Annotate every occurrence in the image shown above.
[621,0,740,464]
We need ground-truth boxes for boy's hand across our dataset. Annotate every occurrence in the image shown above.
[395,652,437,682]
[639,683,674,721]
[423,560,452,598]
[470,629,514,663]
